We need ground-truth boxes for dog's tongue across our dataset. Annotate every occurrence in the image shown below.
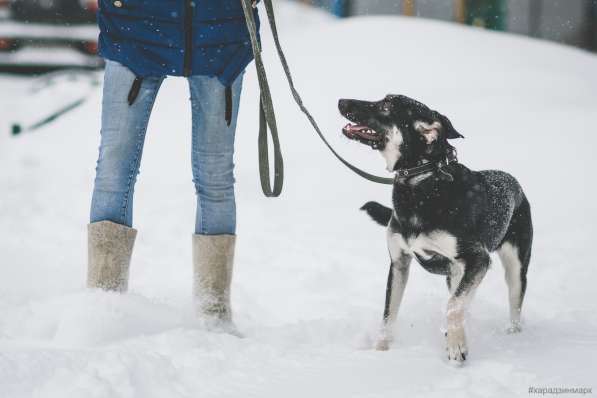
[343,124,381,142]
[343,124,370,138]
[344,124,368,132]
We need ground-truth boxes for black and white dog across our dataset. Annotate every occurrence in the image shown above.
[339,95,533,363]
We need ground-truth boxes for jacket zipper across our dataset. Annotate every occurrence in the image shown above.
[183,0,193,76]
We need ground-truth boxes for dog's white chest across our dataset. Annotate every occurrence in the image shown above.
[388,229,458,261]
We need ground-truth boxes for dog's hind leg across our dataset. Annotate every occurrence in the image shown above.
[445,248,490,363]
[376,232,412,351]
[497,197,533,333]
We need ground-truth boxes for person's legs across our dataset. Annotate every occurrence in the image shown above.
[88,60,163,292]
[189,73,243,235]
[188,72,243,330]
[90,60,164,227]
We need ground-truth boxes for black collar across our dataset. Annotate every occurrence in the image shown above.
[395,148,458,180]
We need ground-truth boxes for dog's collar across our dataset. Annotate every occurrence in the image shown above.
[394,148,458,180]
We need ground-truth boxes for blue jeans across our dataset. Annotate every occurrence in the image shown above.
[90,60,243,235]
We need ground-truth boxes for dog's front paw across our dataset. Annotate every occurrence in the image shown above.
[446,328,468,363]
[375,337,392,351]
[506,321,522,334]
[375,328,394,351]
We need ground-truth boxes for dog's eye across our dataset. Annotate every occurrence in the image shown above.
[380,103,391,113]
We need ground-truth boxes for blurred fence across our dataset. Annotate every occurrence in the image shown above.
[294,0,597,52]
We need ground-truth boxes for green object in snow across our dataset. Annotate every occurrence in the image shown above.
[466,0,507,31]
[11,124,22,136]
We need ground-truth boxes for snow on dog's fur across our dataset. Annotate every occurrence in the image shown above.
[339,95,533,363]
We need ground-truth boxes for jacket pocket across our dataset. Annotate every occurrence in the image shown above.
[100,0,138,13]
[100,0,180,20]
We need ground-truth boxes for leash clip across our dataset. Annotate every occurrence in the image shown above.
[447,147,458,163]
[438,148,457,182]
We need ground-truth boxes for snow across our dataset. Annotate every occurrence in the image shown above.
[1,1,597,397]
[0,21,98,40]
[0,20,100,68]
[0,47,102,68]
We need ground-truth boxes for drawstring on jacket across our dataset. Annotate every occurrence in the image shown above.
[127,77,233,127]
[127,77,144,106]
[225,85,233,126]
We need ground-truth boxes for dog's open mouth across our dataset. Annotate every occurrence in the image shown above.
[342,123,383,148]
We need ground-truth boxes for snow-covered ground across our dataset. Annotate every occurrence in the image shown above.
[1,2,596,397]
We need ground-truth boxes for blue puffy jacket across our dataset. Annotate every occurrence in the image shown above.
[97,0,259,87]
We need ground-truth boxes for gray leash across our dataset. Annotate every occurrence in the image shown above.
[241,0,394,198]
[241,0,283,197]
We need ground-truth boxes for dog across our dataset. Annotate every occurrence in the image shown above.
[338,95,533,363]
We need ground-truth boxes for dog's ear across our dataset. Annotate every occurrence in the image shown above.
[415,112,464,144]
[414,120,442,144]
[434,112,464,140]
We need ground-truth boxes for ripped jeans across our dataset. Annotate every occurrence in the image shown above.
[90,60,243,235]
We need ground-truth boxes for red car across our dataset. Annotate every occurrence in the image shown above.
[0,0,103,72]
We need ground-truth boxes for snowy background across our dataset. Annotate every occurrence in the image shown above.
[1,2,596,397]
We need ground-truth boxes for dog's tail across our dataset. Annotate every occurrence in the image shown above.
[361,201,393,226]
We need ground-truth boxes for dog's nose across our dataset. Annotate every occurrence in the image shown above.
[338,99,350,113]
